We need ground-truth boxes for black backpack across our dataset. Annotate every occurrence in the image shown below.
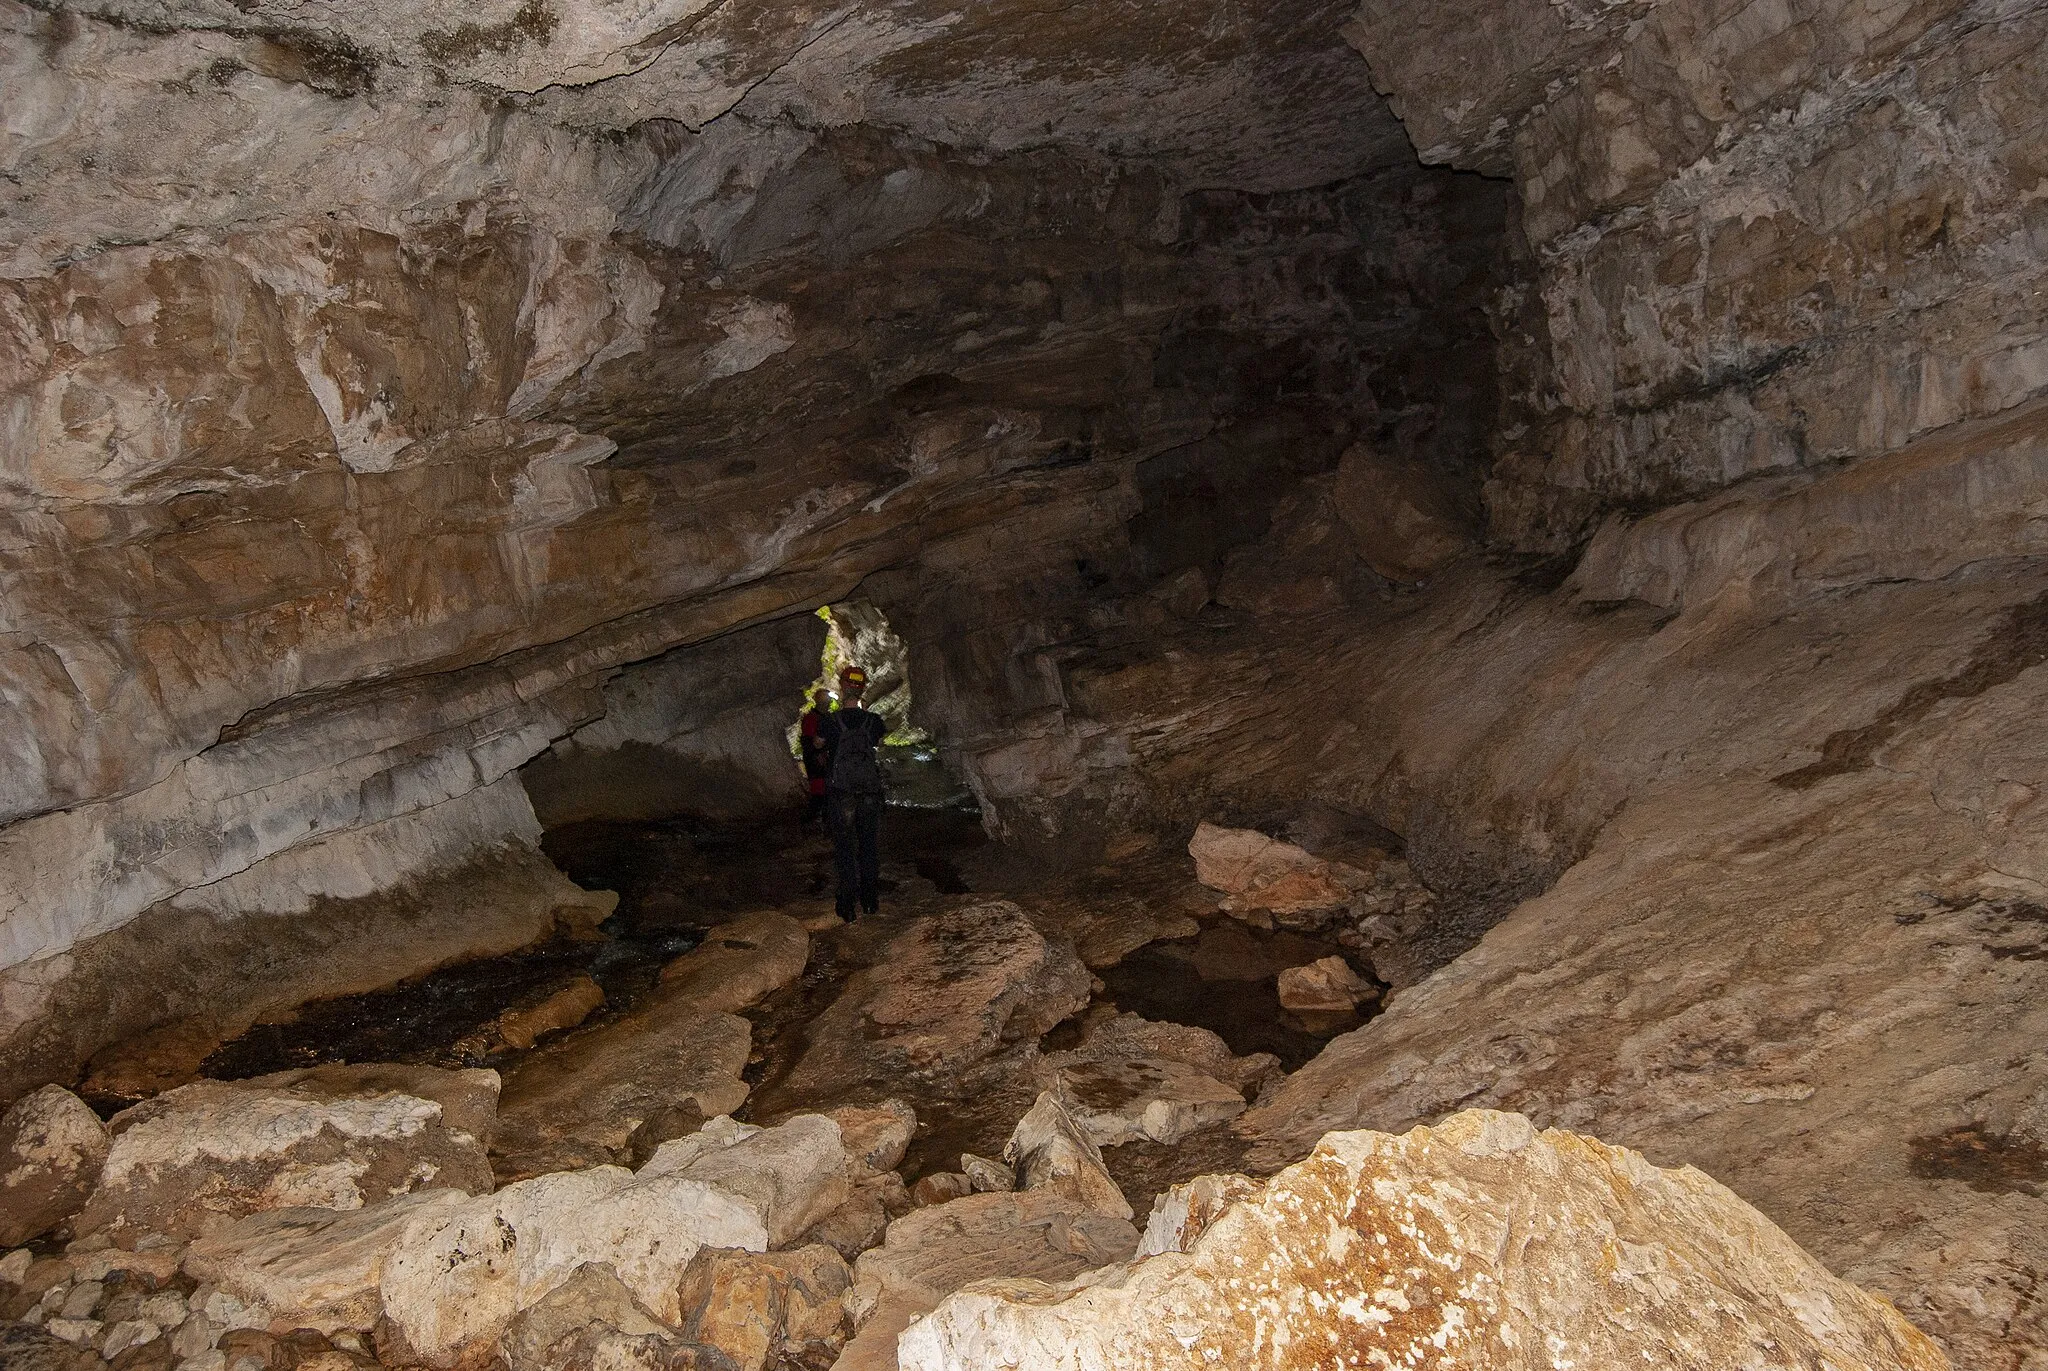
[826,710,887,795]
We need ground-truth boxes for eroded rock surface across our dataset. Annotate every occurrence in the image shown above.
[76,1065,497,1247]
[381,1114,848,1366]
[1032,1015,1274,1148]
[181,1189,471,1336]
[779,902,1089,1103]
[0,1085,110,1246]
[492,911,807,1176]
[901,1111,1948,1371]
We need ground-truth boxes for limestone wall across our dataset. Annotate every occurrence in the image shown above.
[1345,0,2048,551]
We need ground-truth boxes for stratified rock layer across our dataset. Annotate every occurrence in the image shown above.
[899,1111,1948,1371]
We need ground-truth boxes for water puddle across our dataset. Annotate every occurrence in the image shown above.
[1095,922,1376,1071]
[203,923,697,1080]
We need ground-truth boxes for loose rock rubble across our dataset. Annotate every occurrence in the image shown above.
[1187,823,1436,985]
[0,839,1958,1371]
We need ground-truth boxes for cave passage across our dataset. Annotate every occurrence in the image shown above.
[5,0,2046,1361]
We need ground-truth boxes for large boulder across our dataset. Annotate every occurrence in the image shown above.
[657,912,810,1012]
[898,1111,1950,1370]
[1274,956,1377,1014]
[0,1085,111,1246]
[1001,1094,1131,1221]
[492,1007,751,1179]
[779,902,1090,1102]
[642,1114,851,1249]
[74,1065,496,1247]
[1032,1015,1275,1148]
[380,1114,850,1367]
[842,1191,1139,1371]
[1187,823,1358,921]
[1326,442,1475,583]
[77,1018,224,1111]
[181,1189,473,1335]
[499,1264,734,1371]
[674,1245,851,1371]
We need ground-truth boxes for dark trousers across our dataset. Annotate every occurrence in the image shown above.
[827,790,883,919]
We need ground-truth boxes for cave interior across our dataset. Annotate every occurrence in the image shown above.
[2,0,2047,1365]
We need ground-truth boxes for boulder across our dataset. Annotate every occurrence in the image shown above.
[1327,443,1474,583]
[493,1006,750,1179]
[1134,1172,1262,1259]
[1274,955,1377,1014]
[1187,823,1358,919]
[487,975,605,1052]
[897,1111,1950,1371]
[674,1245,851,1371]
[779,902,1089,1103]
[499,1264,734,1371]
[1002,1094,1131,1221]
[1022,893,1201,971]
[1032,1014,1277,1148]
[843,1190,1139,1371]
[958,1154,1014,1193]
[78,1019,224,1110]
[0,1085,111,1246]
[74,1066,496,1247]
[181,1189,472,1334]
[657,912,810,1013]
[491,912,807,1178]
[641,1114,851,1249]
[824,1101,917,1176]
[797,1180,896,1261]
[380,1114,849,1366]
[908,1172,974,1208]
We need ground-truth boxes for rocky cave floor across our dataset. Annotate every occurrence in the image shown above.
[0,799,1445,1371]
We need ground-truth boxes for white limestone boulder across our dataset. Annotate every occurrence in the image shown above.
[0,1085,110,1246]
[898,1110,1951,1371]
[74,1065,497,1247]
[380,1113,849,1367]
[181,1188,472,1335]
